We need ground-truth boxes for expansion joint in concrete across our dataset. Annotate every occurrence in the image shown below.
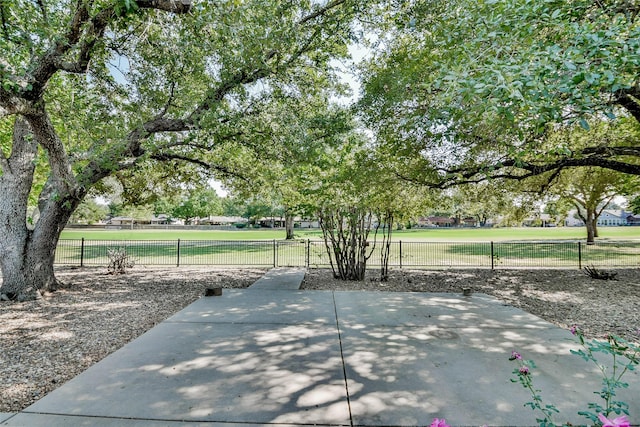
[333,291,354,427]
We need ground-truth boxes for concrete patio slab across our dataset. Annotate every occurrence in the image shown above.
[4,282,639,426]
[332,291,640,426]
[0,415,14,424]
[167,289,336,325]
[18,320,350,425]
[340,324,612,426]
[333,291,553,329]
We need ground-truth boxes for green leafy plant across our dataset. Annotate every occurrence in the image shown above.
[510,326,639,426]
[509,351,560,426]
[570,326,639,423]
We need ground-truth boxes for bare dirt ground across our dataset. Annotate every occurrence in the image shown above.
[1,266,638,413]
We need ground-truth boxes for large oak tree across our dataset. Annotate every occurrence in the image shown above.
[0,0,365,300]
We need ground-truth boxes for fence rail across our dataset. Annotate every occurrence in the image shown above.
[55,239,640,269]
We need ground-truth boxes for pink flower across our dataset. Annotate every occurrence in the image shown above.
[570,325,578,335]
[598,413,631,427]
[430,418,450,427]
[510,351,522,360]
[519,366,530,375]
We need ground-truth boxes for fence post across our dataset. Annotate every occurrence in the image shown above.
[399,240,403,269]
[177,239,181,267]
[578,241,582,270]
[491,241,494,270]
[273,239,277,267]
[306,239,310,268]
[80,238,85,267]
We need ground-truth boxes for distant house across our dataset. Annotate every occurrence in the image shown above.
[151,214,171,225]
[258,217,285,228]
[415,216,479,227]
[106,216,135,229]
[426,216,455,227]
[108,216,135,226]
[460,216,478,227]
[598,210,628,226]
[627,214,640,225]
[415,217,433,227]
[523,213,553,227]
[203,216,248,226]
[296,218,320,228]
[255,217,320,228]
[565,209,634,226]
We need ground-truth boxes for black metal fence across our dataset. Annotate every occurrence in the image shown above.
[55,239,640,269]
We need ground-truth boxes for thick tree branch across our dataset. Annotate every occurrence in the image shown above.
[573,201,587,222]
[0,88,33,115]
[299,0,346,24]
[29,0,191,97]
[136,0,191,13]
[580,144,640,157]
[414,148,640,189]
[149,152,249,182]
[123,0,346,150]
[598,0,640,18]
[615,87,640,122]
[0,117,37,175]
[24,110,77,193]
[187,68,272,124]
[35,0,48,21]
[0,2,9,39]
[128,116,191,146]
[28,1,91,96]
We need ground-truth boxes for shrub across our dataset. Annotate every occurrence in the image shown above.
[106,247,135,274]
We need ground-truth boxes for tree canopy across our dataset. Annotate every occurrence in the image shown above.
[3,0,640,297]
[359,0,640,186]
[0,0,373,298]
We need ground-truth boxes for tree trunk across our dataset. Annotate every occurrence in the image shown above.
[585,210,596,244]
[0,234,61,300]
[379,211,393,282]
[592,218,599,238]
[318,207,374,281]
[0,118,79,300]
[285,211,295,240]
[0,193,76,300]
[573,202,597,244]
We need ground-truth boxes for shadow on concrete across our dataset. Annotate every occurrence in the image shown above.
[4,289,639,426]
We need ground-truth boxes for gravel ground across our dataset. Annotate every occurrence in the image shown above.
[1,266,639,413]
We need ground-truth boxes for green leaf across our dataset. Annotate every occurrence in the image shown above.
[572,73,585,84]
[578,118,590,130]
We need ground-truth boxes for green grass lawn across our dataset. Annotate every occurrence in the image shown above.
[60,226,640,241]
[56,227,640,268]
[391,226,640,241]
